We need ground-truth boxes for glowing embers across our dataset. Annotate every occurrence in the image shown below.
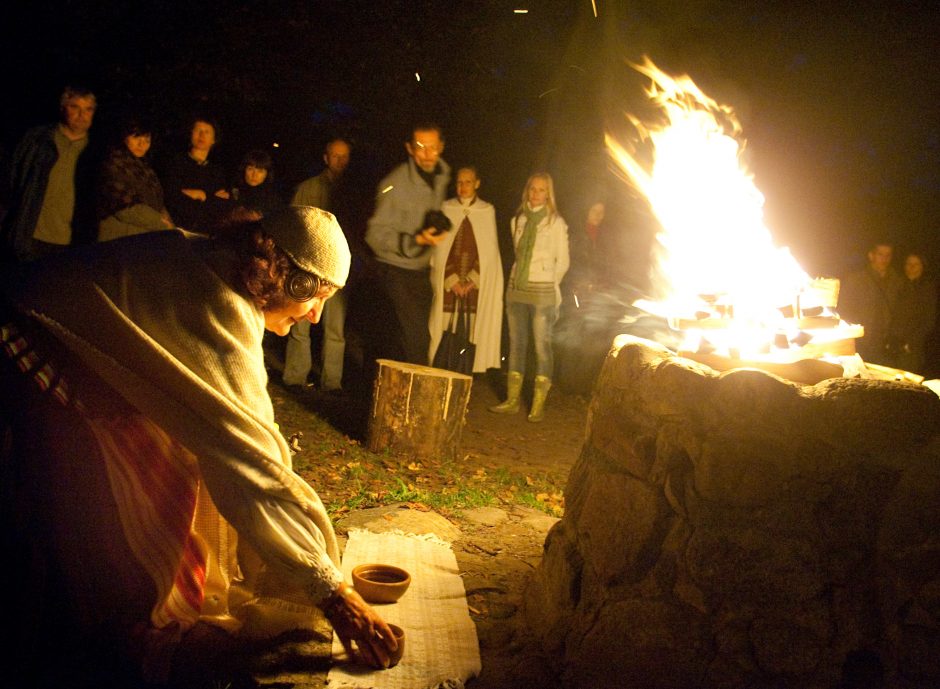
[609,57,860,362]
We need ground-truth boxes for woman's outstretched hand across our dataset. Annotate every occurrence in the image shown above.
[320,582,398,669]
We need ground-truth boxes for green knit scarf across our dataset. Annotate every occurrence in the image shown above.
[513,205,547,289]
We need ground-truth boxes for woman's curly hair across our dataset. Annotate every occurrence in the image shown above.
[227,222,293,311]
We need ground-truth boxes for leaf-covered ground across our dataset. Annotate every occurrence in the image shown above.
[270,374,587,523]
[265,372,589,689]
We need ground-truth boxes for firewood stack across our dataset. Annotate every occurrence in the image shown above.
[670,277,930,386]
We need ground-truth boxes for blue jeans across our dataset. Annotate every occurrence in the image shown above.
[506,299,559,378]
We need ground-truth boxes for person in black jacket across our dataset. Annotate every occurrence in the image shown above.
[160,116,231,235]
[839,242,904,365]
[96,114,174,241]
[1,85,99,262]
[229,149,283,221]
[887,252,937,374]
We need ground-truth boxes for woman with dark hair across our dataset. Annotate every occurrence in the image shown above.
[229,148,283,221]
[1,207,396,687]
[888,251,937,374]
[160,115,231,234]
[97,114,174,241]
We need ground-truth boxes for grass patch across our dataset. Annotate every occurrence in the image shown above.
[320,458,564,520]
[277,390,566,520]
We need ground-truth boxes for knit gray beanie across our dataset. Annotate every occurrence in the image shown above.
[262,205,351,287]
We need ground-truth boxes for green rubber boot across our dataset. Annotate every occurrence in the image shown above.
[527,375,552,422]
[489,371,523,414]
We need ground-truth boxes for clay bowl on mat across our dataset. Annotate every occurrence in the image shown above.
[351,563,411,604]
[385,623,405,667]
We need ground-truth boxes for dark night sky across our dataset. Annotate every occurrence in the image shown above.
[2,0,938,282]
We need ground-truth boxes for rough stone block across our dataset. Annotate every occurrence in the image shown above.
[575,471,669,584]
[526,336,940,688]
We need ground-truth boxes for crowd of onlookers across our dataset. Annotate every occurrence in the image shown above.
[0,85,626,420]
[2,84,935,403]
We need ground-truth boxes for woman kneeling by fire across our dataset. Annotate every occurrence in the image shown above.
[0,207,395,686]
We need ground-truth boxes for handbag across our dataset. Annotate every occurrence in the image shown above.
[433,297,475,374]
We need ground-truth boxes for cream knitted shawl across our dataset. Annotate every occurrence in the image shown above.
[4,231,343,606]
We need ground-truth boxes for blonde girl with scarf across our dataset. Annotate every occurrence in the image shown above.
[490,172,569,421]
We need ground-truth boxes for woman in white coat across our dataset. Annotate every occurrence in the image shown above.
[490,172,569,421]
[428,166,504,373]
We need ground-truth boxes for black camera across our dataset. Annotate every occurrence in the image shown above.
[420,210,452,236]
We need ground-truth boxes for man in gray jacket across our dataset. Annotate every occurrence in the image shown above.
[284,138,352,390]
[365,124,451,364]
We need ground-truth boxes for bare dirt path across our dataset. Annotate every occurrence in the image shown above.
[459,377,588,476]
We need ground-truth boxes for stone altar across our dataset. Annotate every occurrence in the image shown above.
[525,335,940,689]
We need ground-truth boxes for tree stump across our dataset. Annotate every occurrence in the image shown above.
[367,359,472,460]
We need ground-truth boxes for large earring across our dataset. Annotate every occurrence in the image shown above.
[285,270,320,302]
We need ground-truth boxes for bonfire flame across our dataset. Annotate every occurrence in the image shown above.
[608,57,852,360]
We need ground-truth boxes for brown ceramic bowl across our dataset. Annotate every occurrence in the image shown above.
[351,563,411,604]
[385,623,405,667]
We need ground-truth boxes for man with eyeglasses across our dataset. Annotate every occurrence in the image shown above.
[366,124,451,364]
